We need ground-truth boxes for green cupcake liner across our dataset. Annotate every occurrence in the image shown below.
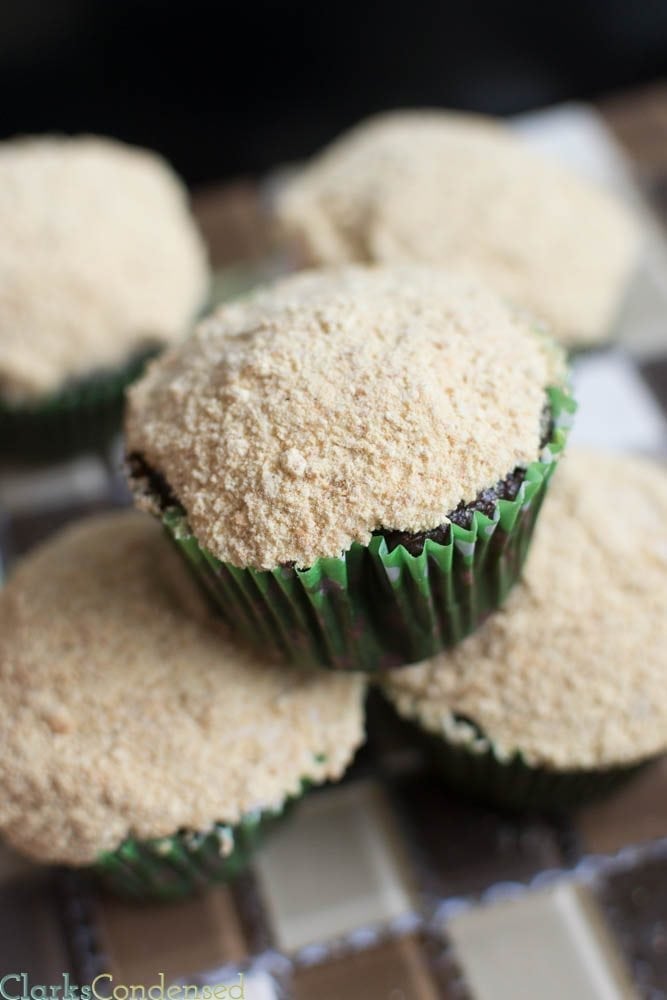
[92,806,285,901]
[409,724,649,814]
[0,348,158,463]
[162,386,575,672]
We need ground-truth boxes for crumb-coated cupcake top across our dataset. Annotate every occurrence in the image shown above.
[382,449,667,771]
[125,265,565,570]
[0,511,365,866]
[0,135,209,403]
[275,111,641,348]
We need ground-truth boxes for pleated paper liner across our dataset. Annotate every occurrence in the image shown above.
[403,723,649,815]
[162,386,576,672]
[0,347,158,464]
[93,806,285,901]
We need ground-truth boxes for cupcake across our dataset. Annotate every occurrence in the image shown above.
[0,511,365,898]
[125,265,573,672]
[380,448,667,811]
[0,135,209,461]
[274,111,641,351]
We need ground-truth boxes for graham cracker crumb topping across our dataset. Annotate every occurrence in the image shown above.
[126,265,564,569]
[275,111,641,347]
[0,135,209,402]
[383,449,667,770]
[0,512,365,865]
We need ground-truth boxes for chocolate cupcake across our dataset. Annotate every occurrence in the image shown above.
[126,265,573,671]
[0,135,209,461]
[380,448,667,811]
[274,111,641,351]
[0,511,365,898]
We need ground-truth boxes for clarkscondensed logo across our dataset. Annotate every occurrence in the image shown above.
[0,975,245,1000]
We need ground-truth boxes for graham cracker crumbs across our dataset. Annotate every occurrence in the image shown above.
[0,135,209,403]
[0,511,366,866]
[275,111,642,348]
[125,265,564,570]
[382,448,667,771]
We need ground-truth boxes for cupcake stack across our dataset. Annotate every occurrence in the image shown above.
[1,114,666,903]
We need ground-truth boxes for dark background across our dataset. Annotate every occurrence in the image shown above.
[1,0,667,185]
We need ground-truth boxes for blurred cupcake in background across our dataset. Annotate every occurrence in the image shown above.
[0,135,209,461]
[126,265,573,672]
[274,110,642,352]
[0,511,366,899]
[380,448,667,812]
